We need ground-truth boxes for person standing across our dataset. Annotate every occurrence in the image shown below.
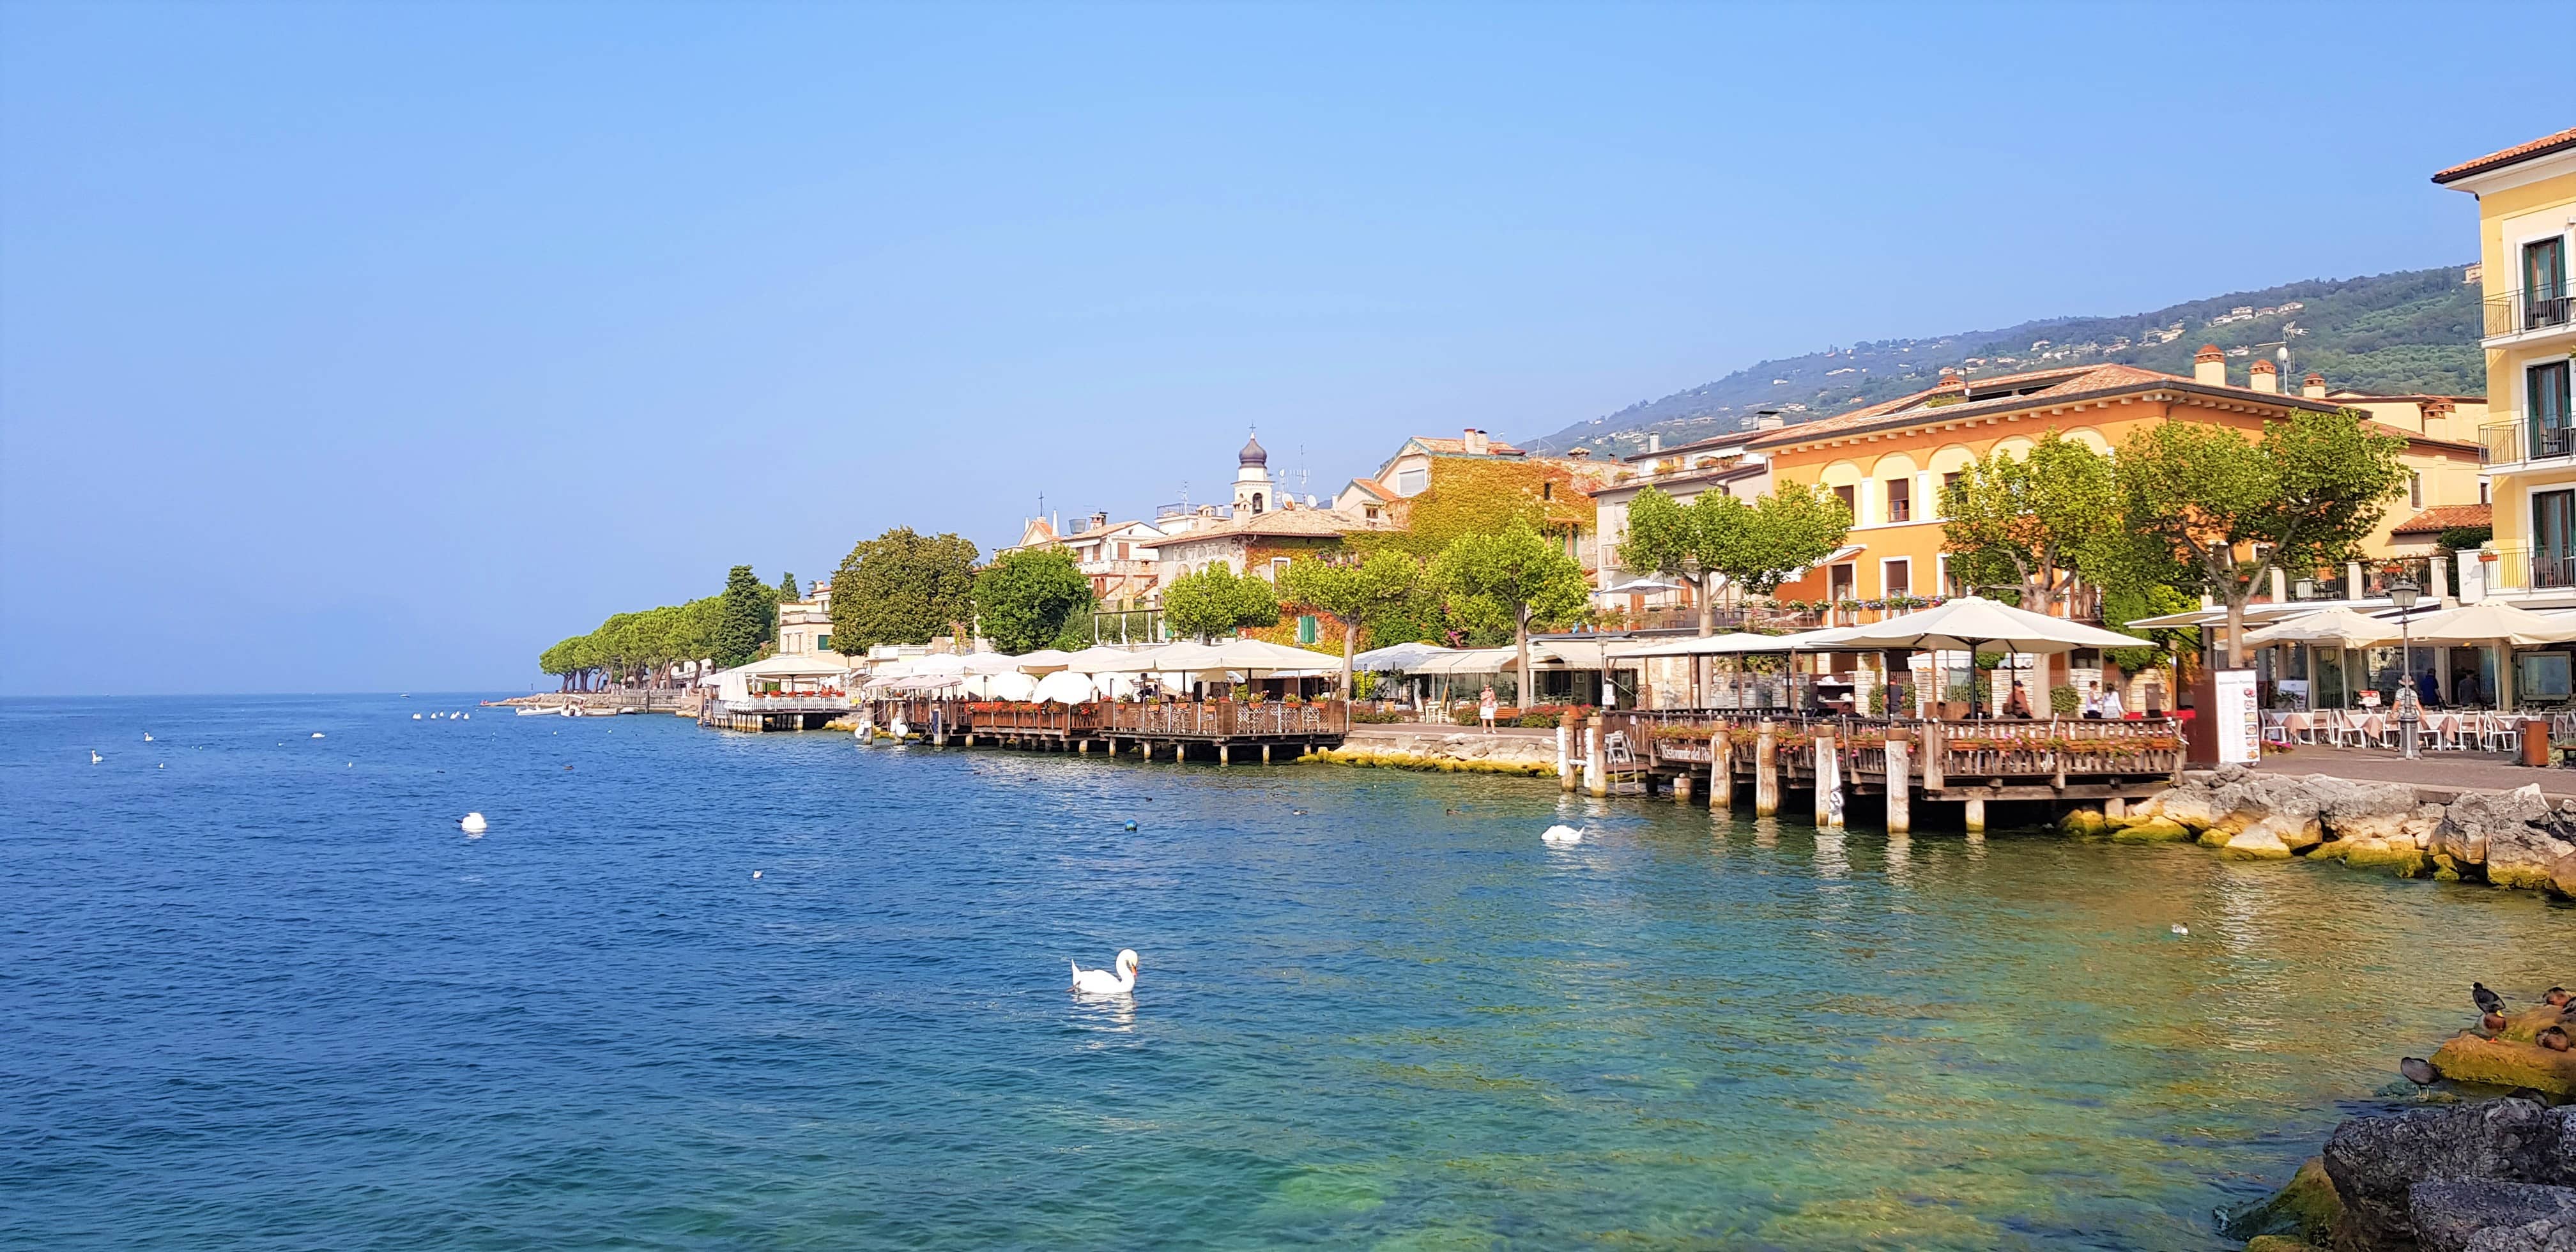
[2097,682,2126,721]
[1478,685,1499,733]
[2004,680,2033,719]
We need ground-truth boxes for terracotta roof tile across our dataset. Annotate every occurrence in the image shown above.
[2433,126,2576,185]
[2390,504,2492,536]
[1744,362,2382,450]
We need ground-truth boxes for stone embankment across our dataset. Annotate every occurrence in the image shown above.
[2227,1098,2576,1251]
[1304,729,1558,777]
[2073,765,2576,898]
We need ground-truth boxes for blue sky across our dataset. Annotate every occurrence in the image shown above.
[1,2,2563,695]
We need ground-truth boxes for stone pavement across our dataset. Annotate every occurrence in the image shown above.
[2250,745,2576,799]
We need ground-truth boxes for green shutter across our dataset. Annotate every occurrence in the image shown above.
[1298,615,1319,645]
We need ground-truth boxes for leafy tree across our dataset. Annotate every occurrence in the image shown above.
[1618,485,1733,635]
[712,565,775,669]
[1706,481,1853,599]
[1162,562,1282,640]
[776,571,801,602]
[1939,432,2120,611]
[975,549,1096,653]
[830,528,981,650]
[1353,459,1593,560]
[1431,516,1590,694]
[1278,550,1422,695]
[2119,408,2408,667]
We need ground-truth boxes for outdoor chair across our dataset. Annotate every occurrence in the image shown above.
[2322,710,2368,749]
[2480,712,2520,753]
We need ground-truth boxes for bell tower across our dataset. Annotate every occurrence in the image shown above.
[1232,431,1271,515]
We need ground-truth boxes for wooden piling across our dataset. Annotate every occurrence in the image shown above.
[1754,719,1780,817]
[1883,737,1910,835]
[1920,721,1944,791]
[1557,725,1574,791]
[1711,728,1734,813]
[1584,716,1606,798]
[1814,730,1839,828]
[1963,797,1986,834]
[2104,796,2127,819]
[1220,744,1232,766]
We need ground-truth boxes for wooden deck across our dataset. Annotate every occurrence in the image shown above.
[857,697,1349,763]
[1583,710,2182,831]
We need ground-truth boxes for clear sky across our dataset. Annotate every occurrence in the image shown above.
[1,2,2563,695]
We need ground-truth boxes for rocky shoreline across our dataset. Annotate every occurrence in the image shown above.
[2079,767,2576,899]
[2228,1092,2576,1251]
[1303,729,1560,777]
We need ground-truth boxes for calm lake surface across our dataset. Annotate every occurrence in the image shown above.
[3,694,2568,1249]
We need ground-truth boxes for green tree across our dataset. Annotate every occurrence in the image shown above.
[1618,485,1733,635]
[975,549,1096,653]
[2119,408,2408,667]
[776,571,801,602]
[1939,431,2120,610]
[1162,562,1282,640]
[1431,516,1591,694]
[829,528,981,650]
[1706,481,1853,600]
[1278,550,1422,695]
[712,565,776,668]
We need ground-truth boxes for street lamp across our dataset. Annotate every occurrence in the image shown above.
[2391,579,2421,758]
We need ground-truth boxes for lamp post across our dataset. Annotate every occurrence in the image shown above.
[2391,579,2421,758]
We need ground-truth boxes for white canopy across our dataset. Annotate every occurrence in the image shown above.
[1808,596,2144,655]
[1410,648,1517,675]
[961,652,1022,676]
[2244,607,2401,646]
[1595,576,1684,595]
[1031,671,1097,705]
[1012,648,1077,674]
[1616,631,1808,658]
[726,652,855,678]
[1353,642,1455,672]
[1196,637,1338,673]
[1069,645,1184,674]
[2398,602,2576,646]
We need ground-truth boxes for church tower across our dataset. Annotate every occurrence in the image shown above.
[1232,431,1271,515]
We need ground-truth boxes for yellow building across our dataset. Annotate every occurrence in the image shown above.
[2435,127,2576,602]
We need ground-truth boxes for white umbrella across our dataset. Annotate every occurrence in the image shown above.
[2398,601,2576,646]
[1073,644,1194,674]
[2244,607,2400,646]
[1812,596,2142,655]
[1616,632,1807,657]
[1353,642,1453,672]
[1198,637,1337,673]
[984,671,1039,701]
[1013,648,1077,674]
[962,652,1022,676]
[1031,671,1096,704]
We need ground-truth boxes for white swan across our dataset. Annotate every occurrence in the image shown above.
[142,731,153,742]
[90,750,103,764]
[460,812,487,835]
[1070,949,1140,996]
[310,732,325,739]
[1541,824,1583,845]
[413,713,422,720]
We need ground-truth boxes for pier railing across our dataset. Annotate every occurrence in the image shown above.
[867,698,1350,740]
[1610,710,2182,786]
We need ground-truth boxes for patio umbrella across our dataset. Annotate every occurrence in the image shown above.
[1062,645,1144,674]
[985,672,1039,701]
[1352,642,1453,672]
[2244,607,2401,646]
[1615,632,1807,657]
[1012,648,1076,674]
[2398,602,2576,647]
[961,652,1022,676]
[1198,637,1339,674]
[1811,596,2142,655]
[1031,671,1096,705]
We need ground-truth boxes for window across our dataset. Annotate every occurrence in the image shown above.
[818,634,831,652]
[2526,236,2569,330]
[1269,556,1291,581]
[2409,473,2421,508]
[1116,542,1130,560]
[1396,468,1427,495]
[1250,492,1265,514]
[2481,480,2492,505]
[1297,615,1319,645]
[1936,554,1953,597]
[1363,505,1381,521]
[1541,482,1554,501]
[1885,477,1912,523]
[1828,562,1856,602]
[1832,484,1855,514]
[1883,558,1910,597]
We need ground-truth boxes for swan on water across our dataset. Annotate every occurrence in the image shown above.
[459,812,487,836]
[310,733,325,739]
[1541,824,1583,845]
[90,751,103,764]
[2171,924,2189,936]
[1070,949,1140,996]
[142,731,153,742]
[751,870,762,879]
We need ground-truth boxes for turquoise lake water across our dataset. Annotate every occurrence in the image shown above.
[2,694,2568,1249]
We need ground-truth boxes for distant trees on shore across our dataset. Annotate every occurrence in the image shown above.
[538,566,792,691]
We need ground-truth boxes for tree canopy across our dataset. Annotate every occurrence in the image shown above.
[829,528,981,651]
[539,591,724,689]
[1161,562,1282,640]
[2119,408,2408,666]
[776,571,802,601]
[1704,481,1852,599]
[1278,550,1421,694]
[974,548,1096,653]
[712,565,776,668]
[1430,516,1590,694]
[1939,432,2121,611]
[1618,486,1736,634]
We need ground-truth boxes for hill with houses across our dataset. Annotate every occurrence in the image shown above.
[1519,264,2483,459]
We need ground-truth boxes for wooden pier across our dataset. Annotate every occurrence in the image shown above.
[706,694,1353,763]
[698,694,852,733]
[1576,711,2182,831]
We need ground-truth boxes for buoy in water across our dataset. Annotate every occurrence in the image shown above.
[310,733,325,739]
[460,812,487,835]
[1123,820,1138,831]
[413,714,422,721]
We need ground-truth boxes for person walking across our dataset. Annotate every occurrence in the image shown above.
[1478,685,1499,733]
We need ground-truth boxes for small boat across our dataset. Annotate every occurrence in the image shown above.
[516,706,554,717]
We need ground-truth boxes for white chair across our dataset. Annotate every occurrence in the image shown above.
[2481,712,2520,753]
[2262,712,2292,748]
[2324,709,2368,749]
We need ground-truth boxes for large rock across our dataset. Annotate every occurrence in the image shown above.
[2434,787,2576,890]
[2112,816,2193,843]
[2554,850,2576,899]
[2324,1099,2556,1248]
[2406,1180,2576,1251]
[2225,809,2326,858]
[2222,1156,2344,1248]
[2549,1107,2576,1187]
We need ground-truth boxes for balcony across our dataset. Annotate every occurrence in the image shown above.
[2478,414,2572,469]
[2483,287,2575,344]
[2478,547,2576,595]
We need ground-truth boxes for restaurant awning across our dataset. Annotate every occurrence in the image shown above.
[1811,596,2144,655]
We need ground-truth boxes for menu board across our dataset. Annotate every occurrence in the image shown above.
[2214,668,2260,765]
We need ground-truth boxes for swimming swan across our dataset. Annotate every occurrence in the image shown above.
[460,812,487,836]
[90,750,103,764]
[1541,824,1583,845]
[1070,949,1140,996]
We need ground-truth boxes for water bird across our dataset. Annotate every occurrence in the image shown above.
[751,870,762,880]
[2481,1011,2509,1034]
[459,812,487,835]
[310,733,325,740]
[2540,1026,2570,1053]
[2399,1057,2438,1085]
[1070,950,1140,996]
[89,751,102,764]
[1541,824,1583,845]
[2547,986,2569,1007]
[2171,924,2189,936]
[2474,982,2505,1016]
[459,712,469,721]
[1289,809,1308,816]
[158,763,165,769]
[142,731,153,742]
[1445,806,1465,816]
[413,714,422,721]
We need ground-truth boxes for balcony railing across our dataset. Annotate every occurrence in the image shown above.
[2485,287,2576,339]
[2479,415,2570,466]
[2481,547,2576,593]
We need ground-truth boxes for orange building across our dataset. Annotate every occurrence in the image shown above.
[1744,354,2487,617]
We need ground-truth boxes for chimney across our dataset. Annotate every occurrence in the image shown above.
[1462,427,1487,455]
[1754,411,1785,431]
[2193,344,2226,386]
[1089,510,1108,531]
[1646,432,1661,454]
[1567,447,1591,460]
[2302,372,2327,399]
[1940,368,1965,388]
[2249,358,2279,393]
